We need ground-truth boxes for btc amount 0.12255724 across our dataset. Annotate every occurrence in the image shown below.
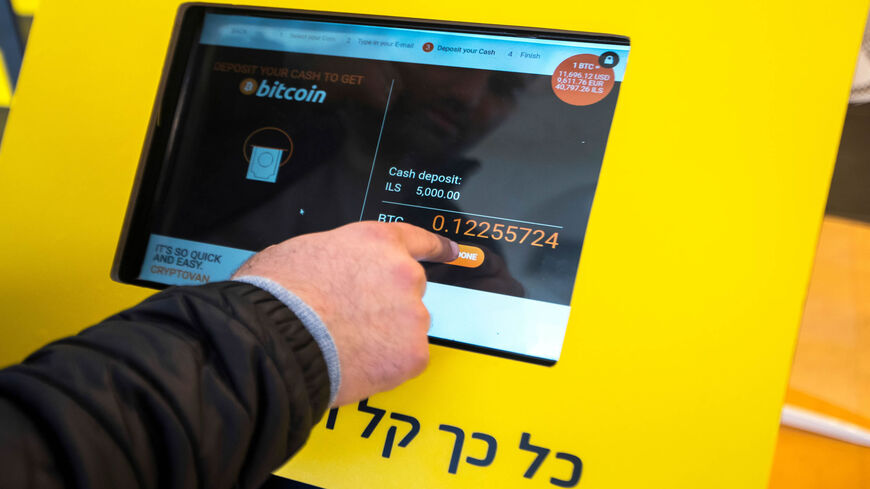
[431,215,559,249]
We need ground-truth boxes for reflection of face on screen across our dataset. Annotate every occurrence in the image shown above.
[385,66,532,162]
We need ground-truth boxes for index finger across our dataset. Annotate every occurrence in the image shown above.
[392,222,459,262]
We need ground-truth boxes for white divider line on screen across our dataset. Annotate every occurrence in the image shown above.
[359,78,396,221]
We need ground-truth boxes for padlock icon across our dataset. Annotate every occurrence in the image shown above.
[604,55,615,65]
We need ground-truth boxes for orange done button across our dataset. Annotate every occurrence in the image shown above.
[447,245,485,268]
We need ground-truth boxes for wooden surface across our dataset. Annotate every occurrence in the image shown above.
[769,216,870,488]
[770,427,870,488]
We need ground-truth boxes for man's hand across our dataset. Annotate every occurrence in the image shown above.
[232,222,459,406]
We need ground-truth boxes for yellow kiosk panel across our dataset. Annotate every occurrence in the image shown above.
[0,1,867,488]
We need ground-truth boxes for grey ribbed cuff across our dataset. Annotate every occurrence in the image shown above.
[233,275,340,406]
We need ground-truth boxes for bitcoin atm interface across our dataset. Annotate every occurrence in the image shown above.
[113,5,630,364]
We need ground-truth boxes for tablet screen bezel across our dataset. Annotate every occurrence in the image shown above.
[111,3,629,365]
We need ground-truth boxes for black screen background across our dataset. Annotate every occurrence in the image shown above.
[148,39,621,305]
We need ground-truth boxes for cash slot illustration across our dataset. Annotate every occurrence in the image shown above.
[242,126,294,183]
[247,146,283,182]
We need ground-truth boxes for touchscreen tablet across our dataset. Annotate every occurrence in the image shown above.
[113,4,630,365]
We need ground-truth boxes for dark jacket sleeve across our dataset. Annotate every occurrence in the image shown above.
[0,281,331,489]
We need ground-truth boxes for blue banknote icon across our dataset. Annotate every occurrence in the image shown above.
[246,146,283,182]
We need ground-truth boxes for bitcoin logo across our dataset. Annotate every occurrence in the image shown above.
[239,78,258,95]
